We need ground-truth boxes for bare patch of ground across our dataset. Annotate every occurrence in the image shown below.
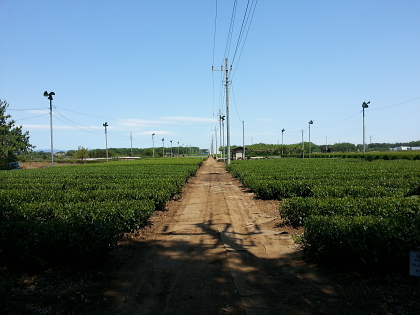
[1,158,419,314]
[19,162,74,169]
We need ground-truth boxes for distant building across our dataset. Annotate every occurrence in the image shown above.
[391,146,420,151]
[232,147,245,160]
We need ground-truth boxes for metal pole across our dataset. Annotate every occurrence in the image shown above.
[152,134,155,158]
[309,124,311,158]
[308,120,313,158]
[130,132,133,159]
[49,98,53,166]
[363,107,366,154]
[281,128,285,155]
[362,101,370,154]
[302,130,304,158]
[103,123,108,162]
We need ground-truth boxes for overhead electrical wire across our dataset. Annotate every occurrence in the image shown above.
[223,0,238,62]
[230,83,241,123]
[14,113,49,122]
[231,0,258,79]
[231,0,250,64]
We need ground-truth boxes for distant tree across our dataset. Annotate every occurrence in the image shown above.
[72,146,89,163]
[0,100,34,169]
[333,142,357,152]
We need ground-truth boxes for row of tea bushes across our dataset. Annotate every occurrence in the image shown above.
[226,158,420,267]
[302,215,420,264]
[0,158,203,267]
[281,196,420,226]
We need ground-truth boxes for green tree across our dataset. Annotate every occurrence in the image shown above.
[72,146,89,163]
[333,142,357,152]
[0,100,34,169]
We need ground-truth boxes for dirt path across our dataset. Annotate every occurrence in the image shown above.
[4,158,419,314]
[102,158,342,315]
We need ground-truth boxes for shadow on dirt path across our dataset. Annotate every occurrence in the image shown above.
[100,158,384,315]
[3,158,419,314]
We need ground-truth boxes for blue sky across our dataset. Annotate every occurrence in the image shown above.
[1,0,419,152]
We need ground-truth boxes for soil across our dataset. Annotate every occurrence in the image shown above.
[1,158,420,314]
[19,162,74,169]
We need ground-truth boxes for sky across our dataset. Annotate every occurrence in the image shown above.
[1,0,419,152]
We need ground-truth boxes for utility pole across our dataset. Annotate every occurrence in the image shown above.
[170,140,173,157]
[214,127,219,159]
[212,58,231,164]
[177,141,180,157]
[326,136,328,153]
[302,130,304,159]
[162,138,165,157]
[219,110,223,160]
[242,120,245,160]
[362,101,370,154]
[43,91,55,166]
[103,122,108,162]
[220,114,225,161]
[130,132,133,159]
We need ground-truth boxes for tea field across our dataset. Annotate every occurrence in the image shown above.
[226,158,420,266]
[0,158,204,267]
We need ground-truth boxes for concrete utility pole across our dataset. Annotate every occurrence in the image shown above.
[362,101,370,154]
[326,136,328,153]
[162,138,165,157]
[43,91,55,166]
[242,120,245,160]
[177,141,180,157]
[212,58,231,164]
[214,127,218,158]
[170,140,173,157]
[219,110,223,160]
[220,114,225,161]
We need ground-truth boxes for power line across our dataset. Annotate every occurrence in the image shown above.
[223,0,238,61]
[231,0,258,79]
[232,0,250,64]
[230,83,241,123]
[370,96,420,111]
[14,113,49,121]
